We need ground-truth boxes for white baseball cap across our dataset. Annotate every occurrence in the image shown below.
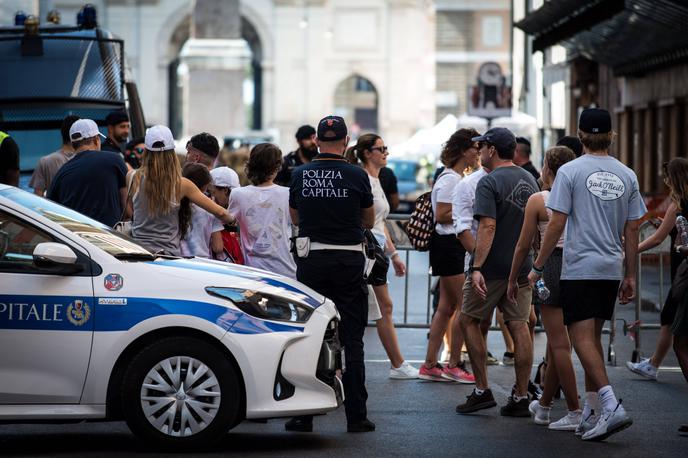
[145,125,175,152]
[210,167,240,189]
[69,119,105,142]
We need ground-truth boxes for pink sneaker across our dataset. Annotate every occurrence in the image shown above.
[419,363,451,382]
[441,363,476,384]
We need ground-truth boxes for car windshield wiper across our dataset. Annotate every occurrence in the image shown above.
[113,252,157,261]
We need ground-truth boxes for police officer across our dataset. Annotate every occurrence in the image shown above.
[0,131,20,187]
[275,124,318,186]
[286,115,376,433]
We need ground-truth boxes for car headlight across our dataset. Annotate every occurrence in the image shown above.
[206,287,314,323]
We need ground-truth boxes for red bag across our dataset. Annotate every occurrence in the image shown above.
[216,229,244,264]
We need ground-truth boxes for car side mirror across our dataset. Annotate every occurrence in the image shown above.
[33,242,82,274]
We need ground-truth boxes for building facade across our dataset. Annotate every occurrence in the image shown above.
[11,0,436,151]
[513,0,688,196]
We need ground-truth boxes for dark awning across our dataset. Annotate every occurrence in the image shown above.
[515,0,688,76]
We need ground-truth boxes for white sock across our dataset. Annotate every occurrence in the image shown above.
[598,385,618,412]
[513,394,528,402]
[474,387,485,396]
[582,391,598,418]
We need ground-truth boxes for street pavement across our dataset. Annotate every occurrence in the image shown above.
[1,252,686,456]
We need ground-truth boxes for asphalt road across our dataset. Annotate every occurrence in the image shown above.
[1,326,686,457]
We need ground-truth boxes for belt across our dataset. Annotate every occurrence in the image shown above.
[310,242,364,252]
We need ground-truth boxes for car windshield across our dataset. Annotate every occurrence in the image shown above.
[387,161,418,181]
[0,187,152,257]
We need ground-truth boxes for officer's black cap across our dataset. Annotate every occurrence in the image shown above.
[472,127,516,154]
[105,110,129,126]
[579,108,611,134]
[295,125,316,141]
[317,116,347,141]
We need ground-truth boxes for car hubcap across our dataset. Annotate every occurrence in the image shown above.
[140,356,221,437]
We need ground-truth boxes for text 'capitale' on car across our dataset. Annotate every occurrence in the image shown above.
[0,184,343,448]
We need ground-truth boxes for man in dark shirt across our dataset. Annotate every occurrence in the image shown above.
[0,131,20,186]
[456,127,538,417]
[287,115,375,433]
[514,136,540,181]
[275,125,318,186]
[378,166,399,211]
[48,119,127,227]
[101,110,130,154]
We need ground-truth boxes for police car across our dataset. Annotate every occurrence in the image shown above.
[0,185,342,447]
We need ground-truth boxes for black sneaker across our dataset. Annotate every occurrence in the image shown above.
[347,419,376,432]
[500,396,531,417]
[529,381,543,400]
[456,389,497,414]
[285,416,313,432]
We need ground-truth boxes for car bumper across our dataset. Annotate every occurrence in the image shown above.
[222,299,343,419]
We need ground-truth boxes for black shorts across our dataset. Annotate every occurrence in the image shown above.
[661,287,679,326]
[536,248,563,308]
[560,280,620,326]
[429,232,466,277]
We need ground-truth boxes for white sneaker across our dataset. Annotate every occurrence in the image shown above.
[528,399,551,425]
[582,402,633,441]
[625,359,658,381]
[389,361,419,380]
[575,410,597,437]
[549,410,582,431]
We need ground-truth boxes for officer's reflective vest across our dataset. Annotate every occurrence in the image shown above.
[0,131,8,147]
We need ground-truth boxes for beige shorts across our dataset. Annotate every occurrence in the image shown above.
[462,276,532,323]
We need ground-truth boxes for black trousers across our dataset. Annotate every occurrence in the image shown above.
[297,250,368,423]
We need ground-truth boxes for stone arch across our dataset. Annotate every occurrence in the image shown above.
[333,73,380,133]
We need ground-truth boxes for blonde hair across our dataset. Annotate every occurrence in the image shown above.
[138,149,182,216]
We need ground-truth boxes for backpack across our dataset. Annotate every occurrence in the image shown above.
[405,191,434,251]
[405,169,452,251]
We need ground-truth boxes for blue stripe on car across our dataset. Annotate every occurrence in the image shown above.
[0,295,304,334]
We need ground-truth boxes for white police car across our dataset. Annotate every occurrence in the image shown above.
[0,185,342,447]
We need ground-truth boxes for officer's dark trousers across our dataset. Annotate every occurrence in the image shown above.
[297,250,368,423]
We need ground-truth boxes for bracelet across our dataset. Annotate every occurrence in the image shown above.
[531,265,543,275]
[390,251,399,259]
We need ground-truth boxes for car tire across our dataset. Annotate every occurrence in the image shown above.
[121,336,242,449]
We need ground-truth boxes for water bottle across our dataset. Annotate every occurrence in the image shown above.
[677,215,688,246]
[535,279,550,301]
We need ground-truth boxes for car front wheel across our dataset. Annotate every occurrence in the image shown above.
[121,336,242,448]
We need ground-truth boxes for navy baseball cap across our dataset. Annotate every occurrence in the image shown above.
[317,116,347,141]
[472,127,516,154]
[579,108,611,134]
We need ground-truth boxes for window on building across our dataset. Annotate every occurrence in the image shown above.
[482,16,503,47]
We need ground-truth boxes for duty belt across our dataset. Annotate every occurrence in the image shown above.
[310,242,364,252]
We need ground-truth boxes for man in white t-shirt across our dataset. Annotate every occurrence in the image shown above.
[531,108,646,441]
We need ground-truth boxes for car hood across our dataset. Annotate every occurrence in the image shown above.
[146,257,325,308]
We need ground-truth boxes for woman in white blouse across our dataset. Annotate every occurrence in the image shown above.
[346,134,419,380]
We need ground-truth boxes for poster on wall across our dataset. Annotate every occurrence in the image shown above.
[467,62,512,119]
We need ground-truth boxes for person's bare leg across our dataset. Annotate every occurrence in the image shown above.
[540,305,579,411]
[448,275,466,368]
[424,274,460,367]
[568,319,609,390]
[497,310,515,353]
[461,314,488,389]
[507,320,533,397]
[529,304,537,342]
[374,284,404,368]
[649,325,674,368]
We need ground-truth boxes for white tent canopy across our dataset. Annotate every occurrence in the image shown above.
[389,111,538,163]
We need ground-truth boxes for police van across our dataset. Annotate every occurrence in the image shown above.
[0,6,146,189]
[0,185,343,447]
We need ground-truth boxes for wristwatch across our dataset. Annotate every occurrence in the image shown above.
[468,266,481,273]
